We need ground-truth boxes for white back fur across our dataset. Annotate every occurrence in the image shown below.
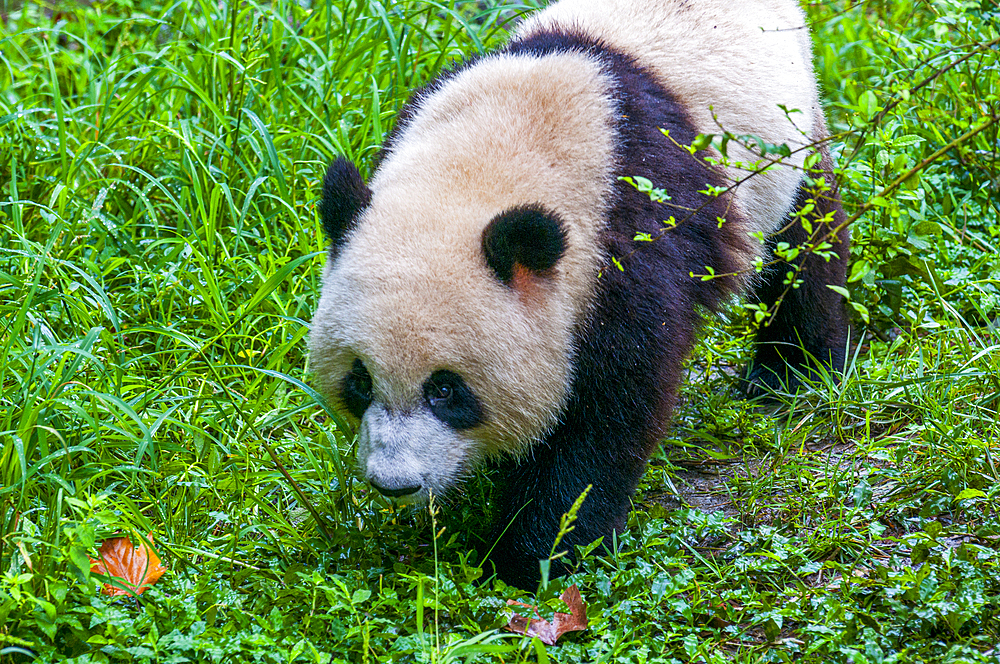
[519,0,822,268]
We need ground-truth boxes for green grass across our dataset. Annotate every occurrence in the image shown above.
[1,0,999,662]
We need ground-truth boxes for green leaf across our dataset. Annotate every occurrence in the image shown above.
[67,545,92,581]
[889,134,925,148]
[850,301,871,324]
[848,259,872,283]
[858,90,880,120]
[954,488,987,501]
[691,133,713,152]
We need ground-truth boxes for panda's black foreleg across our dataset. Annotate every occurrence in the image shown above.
[486,420,654,589]
[746,149,851,394]
[485,260,692,589]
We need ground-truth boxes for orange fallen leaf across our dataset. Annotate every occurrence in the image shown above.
[505,584,588,645]
[90,532,167,597]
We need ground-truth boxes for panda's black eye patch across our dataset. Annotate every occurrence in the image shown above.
[423,370,484,430]
[341,359,373,419]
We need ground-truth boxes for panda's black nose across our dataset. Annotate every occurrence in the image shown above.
[370,478,422,498]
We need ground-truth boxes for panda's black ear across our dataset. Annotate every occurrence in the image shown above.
[320,157,372,251]
[482,205,567,285]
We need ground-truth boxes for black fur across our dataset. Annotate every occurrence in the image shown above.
[746,147,850,392]
[423,370,486,430]
[482,205,568,284]
[320,157,371,252]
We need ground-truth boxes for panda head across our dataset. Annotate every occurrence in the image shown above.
[311,157,579,502]
[310,52,616,502]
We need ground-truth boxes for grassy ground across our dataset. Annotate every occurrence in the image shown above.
[1,0,999,662]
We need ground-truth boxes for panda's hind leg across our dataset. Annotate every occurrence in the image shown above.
[745,147,851,395]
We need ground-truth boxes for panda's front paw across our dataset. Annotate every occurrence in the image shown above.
[741,361,802,398]
[742,348,840,399]
[484,538,576,590]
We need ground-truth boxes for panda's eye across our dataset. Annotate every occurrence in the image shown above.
[341,359,373,419]
[428,382,452,407]
[423,370,484,431]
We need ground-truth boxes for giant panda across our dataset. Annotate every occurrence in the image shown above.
[310,0,850,588]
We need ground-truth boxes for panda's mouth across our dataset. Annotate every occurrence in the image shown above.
[368,476,427,501]
[369,477,422,498]
[357,404,472,503]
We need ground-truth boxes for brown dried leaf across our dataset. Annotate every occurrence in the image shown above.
[90,532,167,597]
[505,584,588,645]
